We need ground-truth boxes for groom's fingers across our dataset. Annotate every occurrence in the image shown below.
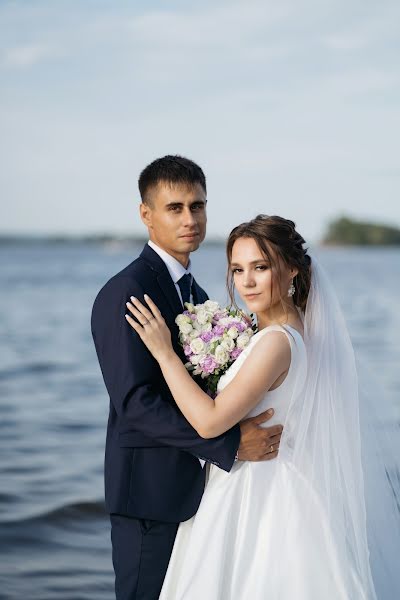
[250,409,275,426]
[266,441,280,452]
[263,450,279,461]
[264,424,283,438]
[266,434,281,446]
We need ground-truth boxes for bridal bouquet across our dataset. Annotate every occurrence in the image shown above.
[175,300,255,396]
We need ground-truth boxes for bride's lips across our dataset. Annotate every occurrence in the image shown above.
[245,293,261,300]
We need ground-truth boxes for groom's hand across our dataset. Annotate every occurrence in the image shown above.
[237,409,282,461]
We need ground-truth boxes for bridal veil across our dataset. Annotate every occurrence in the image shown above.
[272,257,399,599]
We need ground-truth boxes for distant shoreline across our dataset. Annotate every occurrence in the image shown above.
[0,234,227,247]
[1,236,400,251]
[2,215,400,248]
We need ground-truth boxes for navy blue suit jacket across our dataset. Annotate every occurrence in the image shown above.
[91,244,241,522]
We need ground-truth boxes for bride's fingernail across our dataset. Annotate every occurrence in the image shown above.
[130,296,136,302]
[144,294,149,299]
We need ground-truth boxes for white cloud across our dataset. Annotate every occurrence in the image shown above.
[1,43,55,68]
[323,33,368,51]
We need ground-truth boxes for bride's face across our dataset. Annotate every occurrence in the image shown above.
[230,237,294,313]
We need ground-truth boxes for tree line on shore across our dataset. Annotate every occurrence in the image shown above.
[322,216,400,246]
[1,217,400,246]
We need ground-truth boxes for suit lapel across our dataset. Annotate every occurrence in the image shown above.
[192,278,208,304]
[140,244,209,312]
[156,270,184,316]
[140,244,183,316]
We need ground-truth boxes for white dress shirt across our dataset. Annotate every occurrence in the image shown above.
[147,240,205,467]
[147,240,193,306]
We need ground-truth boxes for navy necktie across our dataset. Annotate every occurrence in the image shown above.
[177,273,192,306]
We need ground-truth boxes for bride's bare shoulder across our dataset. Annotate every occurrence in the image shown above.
[249,328,291,365]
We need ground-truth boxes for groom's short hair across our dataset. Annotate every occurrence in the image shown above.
[138,155,207,205]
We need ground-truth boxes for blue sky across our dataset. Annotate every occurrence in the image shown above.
[1,0,399,242]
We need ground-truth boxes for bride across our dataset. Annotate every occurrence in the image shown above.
[125,215,396,599]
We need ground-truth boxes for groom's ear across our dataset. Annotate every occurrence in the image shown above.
[140,202,153,229]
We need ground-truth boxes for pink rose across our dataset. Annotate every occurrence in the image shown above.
[213,325,225,336]
[200,356,218,374]
[230,347,242,360]
[200,331,214,343]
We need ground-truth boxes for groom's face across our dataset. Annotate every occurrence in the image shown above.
[140,182,207,266]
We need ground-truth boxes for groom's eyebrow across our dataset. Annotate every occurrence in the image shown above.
[165,199,206,208]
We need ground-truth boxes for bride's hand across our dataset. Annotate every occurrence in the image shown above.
[125,294,173,363]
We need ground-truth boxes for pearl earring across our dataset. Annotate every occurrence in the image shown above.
[288,279,295,297]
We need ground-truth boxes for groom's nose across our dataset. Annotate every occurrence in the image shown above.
[181,207,196,227]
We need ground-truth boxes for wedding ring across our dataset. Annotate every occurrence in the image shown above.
[270,445,274,453]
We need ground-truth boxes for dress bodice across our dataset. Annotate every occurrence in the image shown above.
[217,324,307,428]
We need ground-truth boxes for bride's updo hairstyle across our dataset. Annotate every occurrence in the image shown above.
[226,215,312,312]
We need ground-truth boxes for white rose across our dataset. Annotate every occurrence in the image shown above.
[179,322,193,335]
[184,302,195,313]
[192,319,203,331]
[227,326,239,339]
[176,314,191,326]
[214,345,229,365]
[190,337,206,355]
[196,308,210,325]
[189,328,201,339]
[190,354,202,365]
[203,300,220,313]
[218,317,231,328]
[237,333,251,349]
[221,337,235,351]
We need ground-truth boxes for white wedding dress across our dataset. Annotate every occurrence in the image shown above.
[158,258,400,599]
[160,323,363,599]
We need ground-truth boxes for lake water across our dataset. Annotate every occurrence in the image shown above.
[0,242,399,600]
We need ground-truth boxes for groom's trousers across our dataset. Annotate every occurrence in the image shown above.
[110,513,179,600]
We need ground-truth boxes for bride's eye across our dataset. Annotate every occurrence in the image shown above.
[255,265,268,270]
[232,268,243,274]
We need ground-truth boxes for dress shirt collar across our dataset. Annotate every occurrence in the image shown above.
[147,240,192,284]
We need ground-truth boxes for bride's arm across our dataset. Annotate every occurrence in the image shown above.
[126,295,290,439]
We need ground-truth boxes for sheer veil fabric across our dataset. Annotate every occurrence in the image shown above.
[276,257,399,599]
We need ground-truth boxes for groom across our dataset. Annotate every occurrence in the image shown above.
[91,155,283,599]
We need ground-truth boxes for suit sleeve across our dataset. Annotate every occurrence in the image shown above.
[91,275,240,472]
